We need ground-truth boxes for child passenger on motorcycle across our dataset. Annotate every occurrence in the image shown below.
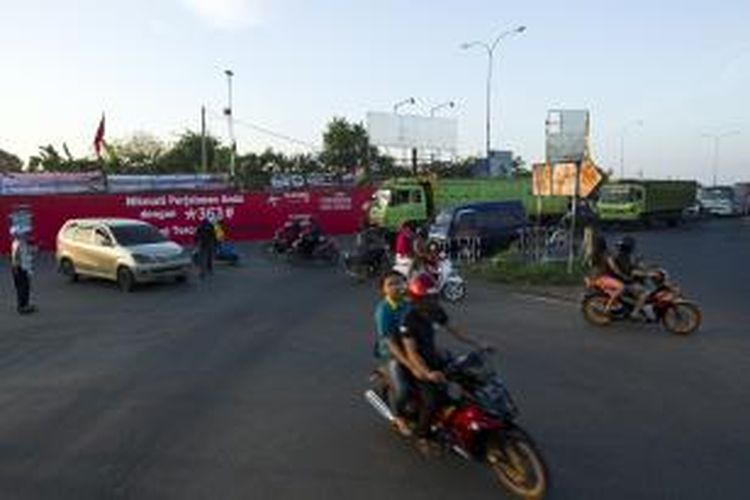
[588,235,625,311]
[397,273,487,452]
[373,271,415,437]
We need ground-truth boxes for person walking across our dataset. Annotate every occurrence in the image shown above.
[194,216,217,279]
[10,225,36,314]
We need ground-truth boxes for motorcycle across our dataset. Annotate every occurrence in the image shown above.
[581,268,701,335]
[365,348,548,499]
[287,234,340,265]
[343,227,392,281]
[268,224,301,256]
[428,255,467,303]
[343,246,392,282]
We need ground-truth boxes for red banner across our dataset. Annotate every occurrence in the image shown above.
[0,188,375,254]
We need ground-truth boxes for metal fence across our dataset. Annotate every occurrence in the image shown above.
[513,226,579,264]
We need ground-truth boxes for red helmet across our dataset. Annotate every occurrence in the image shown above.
[407,272,439,300]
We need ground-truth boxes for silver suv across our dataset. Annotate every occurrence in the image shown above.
[56,218,191,292]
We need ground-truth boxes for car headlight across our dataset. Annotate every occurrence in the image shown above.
[132,254,154,264]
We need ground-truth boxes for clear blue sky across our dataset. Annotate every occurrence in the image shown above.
[1,0,748,183]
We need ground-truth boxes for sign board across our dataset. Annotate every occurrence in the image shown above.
[546,110,590,165]
[366,112,458,151]
[532,160,603,198]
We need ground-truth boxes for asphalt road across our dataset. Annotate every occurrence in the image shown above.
[0,218,748,500]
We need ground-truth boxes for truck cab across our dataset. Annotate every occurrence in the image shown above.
[596,183,645,221]
[368,179,431,229]
[698,186,739,216]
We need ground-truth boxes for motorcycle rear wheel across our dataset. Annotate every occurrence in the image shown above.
[581,295,612,326]
[662,302,701,335]
[486,428,548,500]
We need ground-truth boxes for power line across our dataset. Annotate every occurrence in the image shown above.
[206,109,320,151]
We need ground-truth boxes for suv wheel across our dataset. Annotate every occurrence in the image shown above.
[60,258,79,282]
[117,267,135,293]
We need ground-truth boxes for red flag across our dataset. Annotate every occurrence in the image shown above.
[93,114,106,157]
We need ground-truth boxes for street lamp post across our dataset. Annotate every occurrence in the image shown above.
[429,101,456,163]
[702,131,740,186]
[461,26,526,160]
[619,119,643,179]
[429,101,455,117]
[393,97,416,114]
[224,69,236,180]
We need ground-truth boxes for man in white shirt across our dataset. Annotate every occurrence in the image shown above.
[10,225,36,314]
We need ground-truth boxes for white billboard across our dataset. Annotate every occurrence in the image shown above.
[545,109,590,164]
[367,112,458,151]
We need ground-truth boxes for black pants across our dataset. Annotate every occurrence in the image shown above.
[414,380,440,439]
[12,267,30,311]
[197,246,214,276]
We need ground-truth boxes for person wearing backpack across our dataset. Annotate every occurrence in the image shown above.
[373,271,414,436]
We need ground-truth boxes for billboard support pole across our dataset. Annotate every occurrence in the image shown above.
[568,160,581,274]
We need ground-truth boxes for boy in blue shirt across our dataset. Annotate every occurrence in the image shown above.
[374,271,413,436]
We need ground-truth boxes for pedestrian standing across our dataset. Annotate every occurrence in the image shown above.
[10,226,36,314]
[194,216,216,279]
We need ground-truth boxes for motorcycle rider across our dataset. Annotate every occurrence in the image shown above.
[393,221,416,277]
[607,236,655,319]
[293,217,322,257]
[373,271,414,436]
[589,235,625,311]
[398,272,486,451]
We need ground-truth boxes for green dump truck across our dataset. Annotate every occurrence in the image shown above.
[368,176,568,230]
[596,180,697,225]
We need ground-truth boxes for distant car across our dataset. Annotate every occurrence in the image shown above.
[56,218,191,292]
[428,201,527,259]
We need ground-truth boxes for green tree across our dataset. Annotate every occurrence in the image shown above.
[320,117,387,179]
[111,132,166,173]
[0,148,23,173]
[157,131,231,174]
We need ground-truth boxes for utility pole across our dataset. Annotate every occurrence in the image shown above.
[201,105,207,173]
[224,69,236,180]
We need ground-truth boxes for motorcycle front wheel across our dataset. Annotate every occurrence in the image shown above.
[662,302,701,335]
[581,294,612,326]
[486,428,548,500]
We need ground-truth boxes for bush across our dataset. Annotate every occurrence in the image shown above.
[468,248,585,286]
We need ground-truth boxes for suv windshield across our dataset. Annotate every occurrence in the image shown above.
[110,224,167,246]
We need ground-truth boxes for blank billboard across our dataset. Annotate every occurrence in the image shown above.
[367,112,458,150]
[546,109,590,164]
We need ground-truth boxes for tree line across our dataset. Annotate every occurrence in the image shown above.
[1,117,514,186]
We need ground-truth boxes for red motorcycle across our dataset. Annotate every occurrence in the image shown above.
[365,348,548,499]
[581,268,701,335]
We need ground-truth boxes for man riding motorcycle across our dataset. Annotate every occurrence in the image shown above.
[292,218,323,257]
[397,272,487,451]
[606,236,658,320]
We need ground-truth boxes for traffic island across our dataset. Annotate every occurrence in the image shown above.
[464,249,584,301]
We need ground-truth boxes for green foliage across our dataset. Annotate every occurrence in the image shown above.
[0,148,23,172]
[468,248,585,286]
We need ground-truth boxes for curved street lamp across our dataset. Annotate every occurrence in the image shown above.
[702,131,740,186]
[619,119,643,179]
[430,101,456,117]
[393,97,416,114]
[461,25,526,159]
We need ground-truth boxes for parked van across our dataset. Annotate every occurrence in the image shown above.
[428,201,527,258]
